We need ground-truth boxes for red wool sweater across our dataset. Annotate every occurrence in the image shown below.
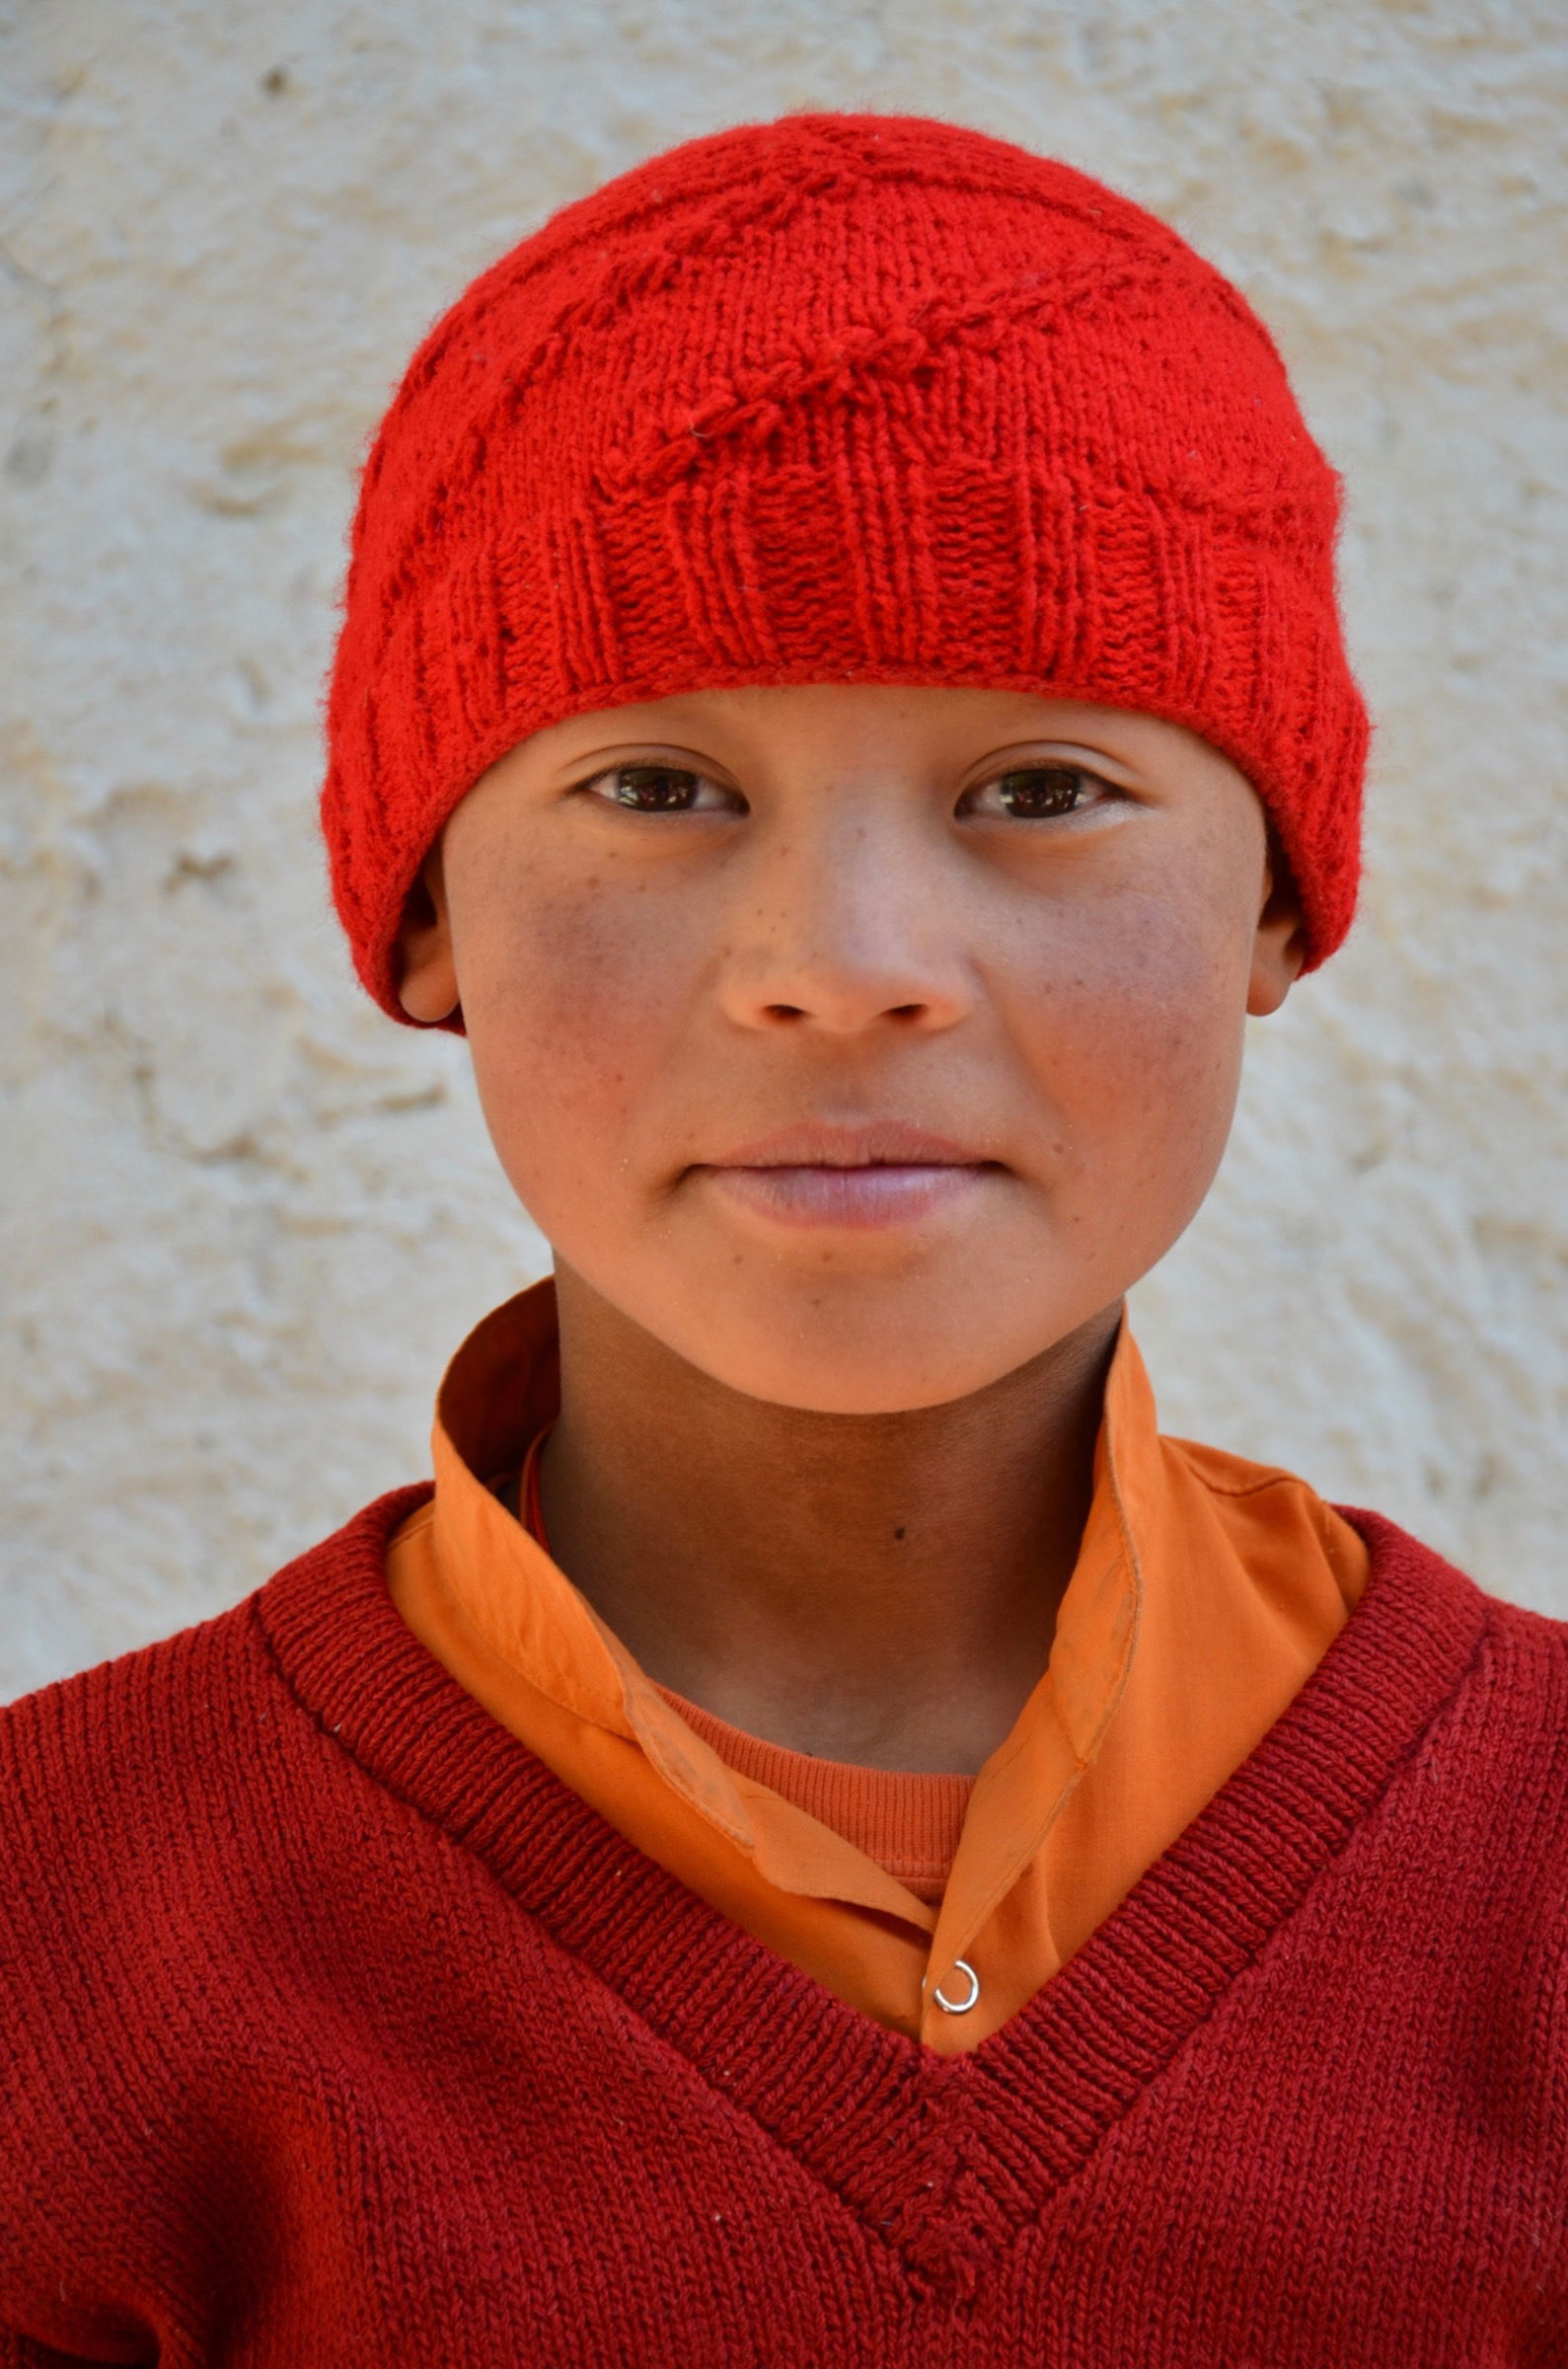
[2,1494,1566,2366]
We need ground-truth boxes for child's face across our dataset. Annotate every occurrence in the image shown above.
[401,685,1303,1414]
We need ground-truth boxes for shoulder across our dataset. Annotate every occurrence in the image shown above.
[0,1488,431,1974]
[0,1584,273,1892]
[1345,1510,1568,1870]
[1428,1541,1568,1776]
[1353,1521,1568,2099]
[0,1490,441,2332]
[1341,1503,1568,1700]
[0,1489,439,2275]
[1349,1503,1568,1674]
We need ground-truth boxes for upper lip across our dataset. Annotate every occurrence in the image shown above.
[700,1121,996,1170]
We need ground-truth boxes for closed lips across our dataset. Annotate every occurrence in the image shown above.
[701,1122,997,1171]
[694,1124,1000,1229]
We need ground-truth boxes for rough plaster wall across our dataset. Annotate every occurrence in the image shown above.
[2,0,1564,1701]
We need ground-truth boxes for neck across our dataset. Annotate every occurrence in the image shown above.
[537,1266,1121,1774]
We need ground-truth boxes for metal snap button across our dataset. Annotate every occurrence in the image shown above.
[932,1957,981,2015]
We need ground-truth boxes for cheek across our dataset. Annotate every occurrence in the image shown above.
[1015,883,1251,1220]
[456,868,693,1207]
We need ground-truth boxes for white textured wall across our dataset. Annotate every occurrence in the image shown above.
[3,0,1564,1702]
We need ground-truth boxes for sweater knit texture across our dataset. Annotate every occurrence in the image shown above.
[321,112,1369,1018]
[2,1502,1565,2366]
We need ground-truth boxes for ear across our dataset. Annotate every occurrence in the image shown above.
[1246,846,1308,1018]
[396,841,462,1025]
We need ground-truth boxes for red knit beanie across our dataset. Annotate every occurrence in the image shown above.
[324,113,1367,1019]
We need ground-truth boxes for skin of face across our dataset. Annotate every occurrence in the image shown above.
[398,683,1305,1422]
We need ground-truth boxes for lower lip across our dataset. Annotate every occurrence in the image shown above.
[700,1163,989,1230]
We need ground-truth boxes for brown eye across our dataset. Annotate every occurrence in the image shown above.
[989,766,1095,818]
[581,763,740,813]
[605,765,705,810]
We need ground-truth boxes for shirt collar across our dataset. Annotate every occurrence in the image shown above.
[428,1276,1158,1932]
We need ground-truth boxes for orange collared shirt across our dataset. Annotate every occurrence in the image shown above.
[388,1282,1367,2053]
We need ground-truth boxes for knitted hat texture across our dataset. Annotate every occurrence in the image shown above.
[324,113,1367,1018]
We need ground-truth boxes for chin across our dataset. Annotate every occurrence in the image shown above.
[658,1291,1073,1417]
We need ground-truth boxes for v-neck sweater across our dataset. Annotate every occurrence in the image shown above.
[3,1496,1566,2364]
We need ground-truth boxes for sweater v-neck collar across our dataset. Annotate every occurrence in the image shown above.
[258,1492,1486,2295]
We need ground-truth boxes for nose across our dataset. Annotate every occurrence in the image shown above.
[714,812,973,1036]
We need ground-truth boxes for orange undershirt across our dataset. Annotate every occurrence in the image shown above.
[388,1282,1367,2053]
